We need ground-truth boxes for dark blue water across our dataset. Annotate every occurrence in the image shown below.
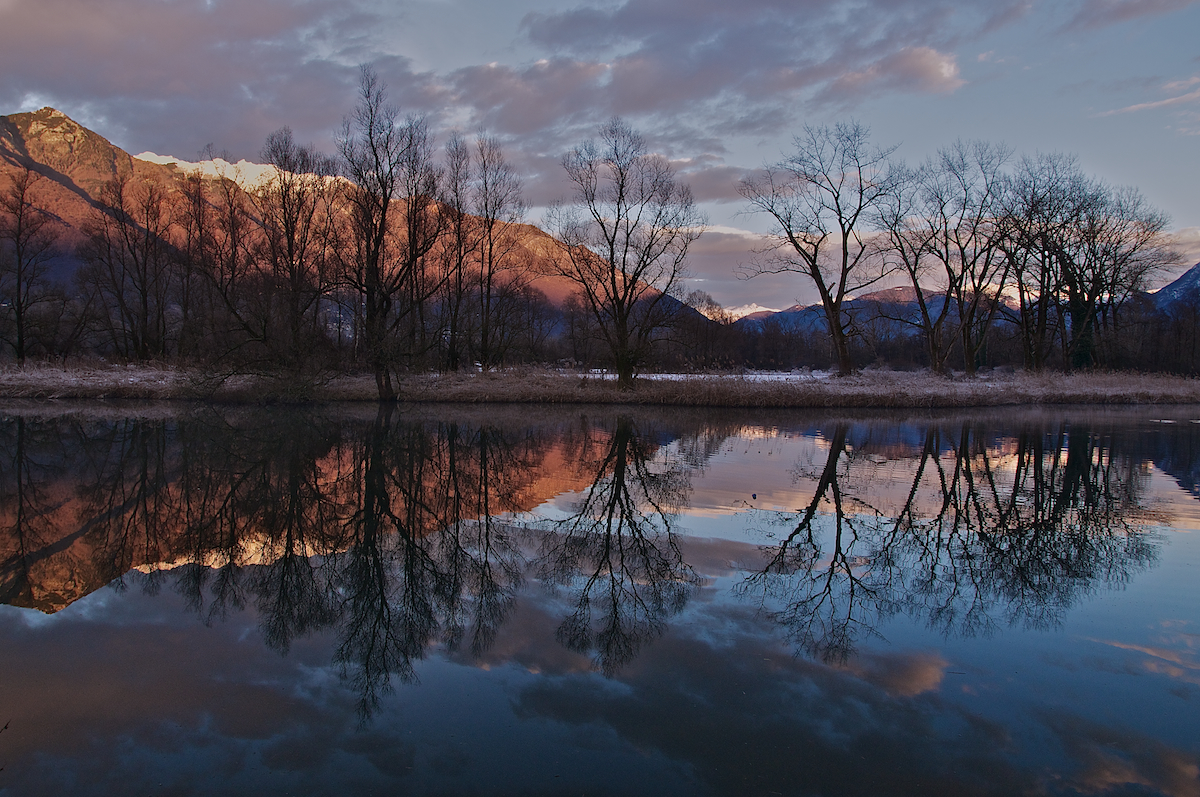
[0,405,1196,796]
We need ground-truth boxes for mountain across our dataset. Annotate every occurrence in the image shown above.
[735,285,928,333]
[722,303,781,321]
[0,107,182,243]
[0,107,608,308]
[1151,262,1200,311]
[736,301,827,333]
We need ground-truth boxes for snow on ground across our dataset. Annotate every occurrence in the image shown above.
[530,369,834,381]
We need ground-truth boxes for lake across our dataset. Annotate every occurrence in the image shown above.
[0,403,1197,796]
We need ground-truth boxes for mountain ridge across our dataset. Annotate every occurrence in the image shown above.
[0,106,600,306]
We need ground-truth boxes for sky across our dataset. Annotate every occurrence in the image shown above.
[1,0,1197,309]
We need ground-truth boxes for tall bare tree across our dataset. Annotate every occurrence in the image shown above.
[473,134,527,369]
[874,163,953,372]
[173,171,215,360]
[877,141,1013,374]
[438,132,479,372]
[547,118,704,389]
[1000,154,1176,370]
[1058,184,1175,369]
[338,66,445,399]
[998,153,1083,370]
[0,167,59,364]
[741,122,899,376]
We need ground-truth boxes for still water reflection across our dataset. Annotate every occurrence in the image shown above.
[0,404,1197,796]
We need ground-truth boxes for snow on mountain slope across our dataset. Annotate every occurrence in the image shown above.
[1152,262,1200,309]
[134,151,280,188]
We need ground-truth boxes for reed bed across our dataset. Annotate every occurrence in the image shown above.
[2,364,1200,406]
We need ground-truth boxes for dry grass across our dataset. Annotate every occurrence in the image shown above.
[3,364,1200,407]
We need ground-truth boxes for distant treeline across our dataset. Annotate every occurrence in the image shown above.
[0,79,1194,390]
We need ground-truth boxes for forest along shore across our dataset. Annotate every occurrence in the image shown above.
[2,365,1200,407]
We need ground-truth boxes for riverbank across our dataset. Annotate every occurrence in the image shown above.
[3,364,1200,407]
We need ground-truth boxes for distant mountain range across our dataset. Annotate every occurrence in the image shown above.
[734,265,1200,333]
[734,285,942,334]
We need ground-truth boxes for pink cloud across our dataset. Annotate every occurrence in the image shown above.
[816,47,966,106]
[1061,0,1199,31]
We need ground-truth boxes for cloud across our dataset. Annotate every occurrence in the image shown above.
[841,650,950,696]
[1096,75,1200,135]
[515,605,1032,796]
[1100,87,1200,116]
[448,58,609,138]
[1164,76,1200,92]
[1090,627,1200,687]
[1061,0,1199,31]
[0,0,1030,184]
[503,0,1021,147]
[671,157,760,203]
[1041,711,1200,797]
[673,226,819,309]
[1172,227,1200,266]
[0,0,387,158]
[815,47,966,106]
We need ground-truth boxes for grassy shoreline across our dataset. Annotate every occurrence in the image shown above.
[3,364,1200,407]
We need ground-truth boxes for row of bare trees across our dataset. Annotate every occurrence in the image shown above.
[0,69,559,397]
[741,122,1181,375]
[0,71,707,393]
[0,102,1187,381]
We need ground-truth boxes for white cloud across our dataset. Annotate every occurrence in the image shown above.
[1171,226,1200,267]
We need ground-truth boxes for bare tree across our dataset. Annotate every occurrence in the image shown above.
[438,132,479,372]
[0,167,59,364]
[1000,154,1176,370]
[473,134,528,369]
[338,66,445,399]
[998,153,1083,370]
[874,163,953,372]
[196,169,264,367]
[252,127,340,375]
[741,121,899,376]
[1059,184,1175,369]
[877,141,1013,374]
[173,171,215,360]
[547,118,704,389]
[78,175,176,361]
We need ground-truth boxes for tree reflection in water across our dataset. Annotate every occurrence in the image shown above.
[0,408,1174,715]
[739,418,1160,664]
[533,415,699,675]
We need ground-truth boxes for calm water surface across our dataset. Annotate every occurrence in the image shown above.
[0,403,1197,796]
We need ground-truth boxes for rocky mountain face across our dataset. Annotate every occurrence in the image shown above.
[0,107,183,247]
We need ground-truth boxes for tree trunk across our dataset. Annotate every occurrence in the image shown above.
[824,311,853,376]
